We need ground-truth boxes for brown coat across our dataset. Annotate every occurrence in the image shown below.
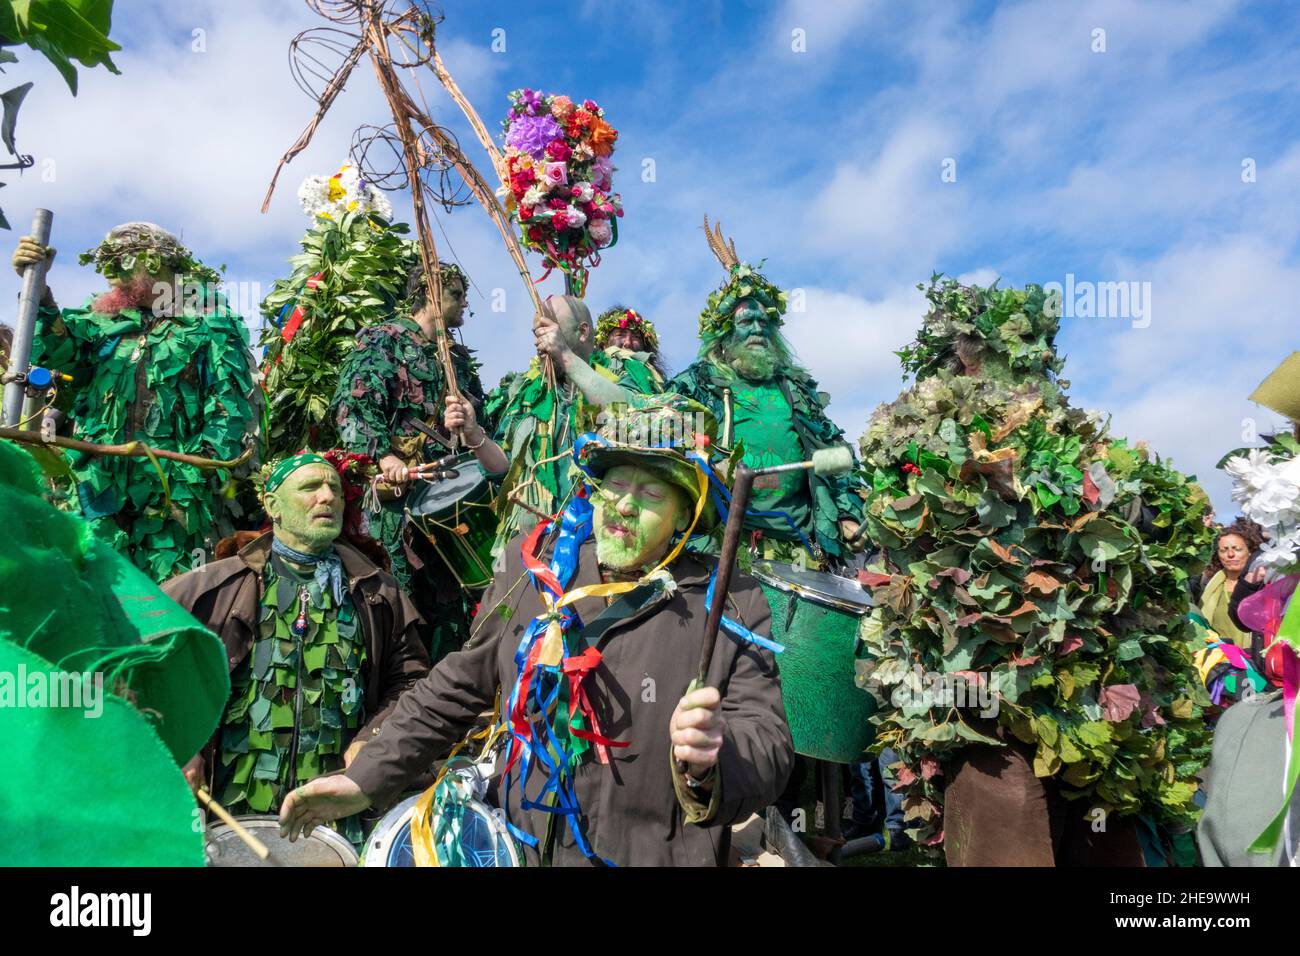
[161,532,431,788]
[345,535,794,867]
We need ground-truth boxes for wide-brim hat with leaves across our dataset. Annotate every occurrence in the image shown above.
[574,394,719,531]
[697,215,788,337]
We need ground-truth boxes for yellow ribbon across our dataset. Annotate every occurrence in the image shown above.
[406,463,711,866]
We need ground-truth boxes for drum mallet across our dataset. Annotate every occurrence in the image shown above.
[196,787,282,866]
[678,446,854,770]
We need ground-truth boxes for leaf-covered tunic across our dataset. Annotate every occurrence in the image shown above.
[31,290,256,581]
[667,359,864,561]
[216,555,367,845]
[330,318,492,659]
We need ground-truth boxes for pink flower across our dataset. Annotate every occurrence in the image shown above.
[542,162,568,188]
[589,219,613,247]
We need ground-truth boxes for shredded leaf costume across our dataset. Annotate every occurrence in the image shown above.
[856,277,1214,845]
[485,349,659,554]
[330,316,491,659]
[217,555,367,845]
[31,286,256,581]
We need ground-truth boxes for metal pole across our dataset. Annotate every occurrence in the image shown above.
[3,208,53,427]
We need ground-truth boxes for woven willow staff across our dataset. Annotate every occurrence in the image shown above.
[261,0,556,407]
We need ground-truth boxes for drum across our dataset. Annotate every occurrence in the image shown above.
[400,453,498,590]
[204,815,359,867]
[751,561,876,763]
[361,791,520,867]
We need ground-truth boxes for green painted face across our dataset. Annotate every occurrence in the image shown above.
[265,463,344,555]
[593,463,689,573]
[724,297,778,382]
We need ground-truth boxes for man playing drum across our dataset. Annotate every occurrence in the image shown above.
[280,398,794,866]
[330,261,508,660]
[164,452,431,848]
[485,294,663,559]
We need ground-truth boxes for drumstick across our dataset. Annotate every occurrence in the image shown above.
[196,787,282,866]
[677,447,855,773]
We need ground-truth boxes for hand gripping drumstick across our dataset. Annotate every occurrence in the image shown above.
[196,787,283,866]
[677,446,855,773]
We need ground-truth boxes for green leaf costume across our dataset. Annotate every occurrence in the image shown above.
[856,277,1214,847]
[31,285,256,582]
[330,316,491,659]
[485,349,659,553]
[0,437,229,865]
[217,555,367,846]
[668,359,864,560]
[259,211,418,460]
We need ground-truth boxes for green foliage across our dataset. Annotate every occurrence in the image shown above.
[896,274,1063,382]
[0,1,120,227]
[857,281,1214,847]
[0,0,121,94]
[698,261,788,338]
[258,211,417,461]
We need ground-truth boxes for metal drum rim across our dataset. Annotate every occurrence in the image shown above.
[205,814,360,867]
[750,561,873,616]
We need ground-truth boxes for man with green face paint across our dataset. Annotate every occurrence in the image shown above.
[163,452,430,847]
[485,294,663,560]
[12,223,257,582]
[668,219,865,567]
[280,399,793,866]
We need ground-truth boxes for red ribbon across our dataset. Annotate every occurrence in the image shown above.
[563,646,629,764]
[280,271,325,345]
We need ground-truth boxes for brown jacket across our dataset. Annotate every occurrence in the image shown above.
[346,535,794,867]
[161,532,431,787]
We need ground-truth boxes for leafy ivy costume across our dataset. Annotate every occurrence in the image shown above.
[216,552,367,846]
[259,209,418,461]
[856,277,1214,854]
[667,227,863,562]
[32,262,255,582]
[329,298,491,660]
[485,348,659,554]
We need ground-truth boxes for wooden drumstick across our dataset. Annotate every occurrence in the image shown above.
[196,787,282,866]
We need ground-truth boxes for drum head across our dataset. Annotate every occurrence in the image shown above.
[405,455,488,519]
[361,794,519,867]
[362,794,421,868]
[751,561,873,615]
[204,815,358,867]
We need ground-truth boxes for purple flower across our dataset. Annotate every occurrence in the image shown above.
[520,88,545,116]
[506,114,564,158]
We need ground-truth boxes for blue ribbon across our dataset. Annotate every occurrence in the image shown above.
[501,491,614,864]
[704,564,785,655]
[271,537,345,605]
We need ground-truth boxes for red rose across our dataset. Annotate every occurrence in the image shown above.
[545,141,571,161]
[526,225,545,242]
[520,204,535,220]
[547,198,567,210]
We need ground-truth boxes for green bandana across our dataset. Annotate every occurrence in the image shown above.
[265,452,330,494]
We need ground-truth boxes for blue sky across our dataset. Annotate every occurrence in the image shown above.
[2,0,1298,513]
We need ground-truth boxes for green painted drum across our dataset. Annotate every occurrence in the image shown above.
[400,454,498,591]
[753,561,876,764]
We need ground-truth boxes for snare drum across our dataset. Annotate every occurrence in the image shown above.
[361,790,519,867]
[751,561,876,763]
[204,815,358,867]
[399,453,498,590]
